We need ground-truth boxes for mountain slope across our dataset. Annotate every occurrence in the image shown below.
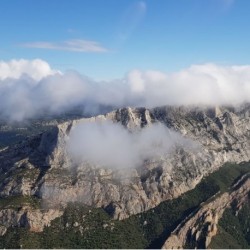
[0,104,250,231]
[0,162,248,249]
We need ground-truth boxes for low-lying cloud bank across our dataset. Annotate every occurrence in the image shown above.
[67,121,197,169]
[1,59,250,121]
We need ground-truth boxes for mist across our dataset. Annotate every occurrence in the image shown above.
[67,121,197,169]
[2,59,250,121]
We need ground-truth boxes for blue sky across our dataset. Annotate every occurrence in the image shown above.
[0,0,250,79]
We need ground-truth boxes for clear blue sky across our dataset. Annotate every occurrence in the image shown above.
[0,0,250,79]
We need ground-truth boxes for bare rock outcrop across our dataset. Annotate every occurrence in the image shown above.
[162,174,250,249]
[0,206,63,235]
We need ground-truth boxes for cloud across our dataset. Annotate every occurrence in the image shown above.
[0,74,88,122]
[125,64,250,107]
[0,59,58,81]
[117,1,147,42]
[67,121,196,169]
[219,0,235,11]
[21,39,108,53]
[222,0,234,7]
[1,59,250,121]
[67,28,79,34]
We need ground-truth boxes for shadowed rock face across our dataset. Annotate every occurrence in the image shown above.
[0,104,250,223]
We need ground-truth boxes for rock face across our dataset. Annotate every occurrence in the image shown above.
[162,173,250,249]
[0,207,63,235]
[0,104,250,226]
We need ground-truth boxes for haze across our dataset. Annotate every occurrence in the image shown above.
[67,121,197,169]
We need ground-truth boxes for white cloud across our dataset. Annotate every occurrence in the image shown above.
[128,69,145,93]
[67,121,195,169]
[0,71,89,121]
[22,39,108,53]
[125,64,250,107]
[0,59,58,81]
[1,59,250,121]
[117,1,147,41]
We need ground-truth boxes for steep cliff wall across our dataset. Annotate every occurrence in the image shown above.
[0,105,250,223]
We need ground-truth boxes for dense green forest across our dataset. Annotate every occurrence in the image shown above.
[0,162,249,249]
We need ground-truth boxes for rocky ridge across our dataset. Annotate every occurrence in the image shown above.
[0,104,250,230]
[162,173,250,249]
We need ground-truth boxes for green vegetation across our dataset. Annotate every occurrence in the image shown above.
[209,200,250,249]
[0,162,249,248]
[0,195,41,210]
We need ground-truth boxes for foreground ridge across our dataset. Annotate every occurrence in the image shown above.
[162,173,250,249]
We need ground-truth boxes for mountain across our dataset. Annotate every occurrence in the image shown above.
[0,105,249,248]
[162,171,250,249]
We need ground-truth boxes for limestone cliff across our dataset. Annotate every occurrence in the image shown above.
[0,104,250,229]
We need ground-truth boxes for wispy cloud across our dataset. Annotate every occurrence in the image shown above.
[67,28,79,34]
[21,39,108,53]
[117,1,147,42]
[220,0,235,11]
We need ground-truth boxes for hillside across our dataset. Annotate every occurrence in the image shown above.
[0,162,248,248]
[0,105,249,248]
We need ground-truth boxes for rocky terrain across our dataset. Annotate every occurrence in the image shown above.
[162,173,250,249]
[0,104,250,237]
